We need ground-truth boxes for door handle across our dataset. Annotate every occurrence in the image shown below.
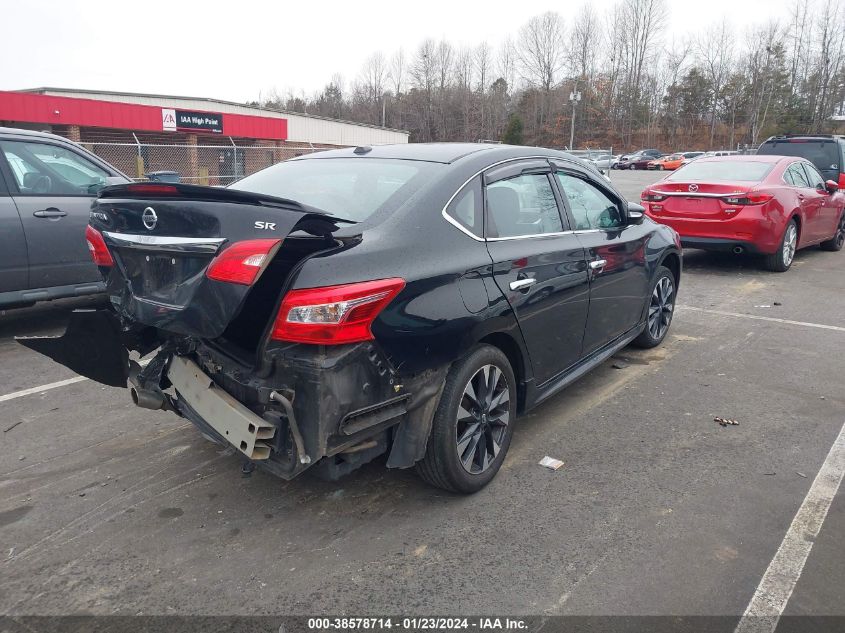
[589,258,608,271]
[509,278,537,291]
[797,194,805,201]
[33,208,67,218]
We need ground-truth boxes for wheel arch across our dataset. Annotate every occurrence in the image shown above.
[477,331,529,413]
[658,250,682,287]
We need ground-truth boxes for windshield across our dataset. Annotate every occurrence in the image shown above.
[230,157,438,222]
[757,140,840,175]
[667,161,774,182]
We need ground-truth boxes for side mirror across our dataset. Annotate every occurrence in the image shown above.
[627,202,646,225]
[825,179,839,194]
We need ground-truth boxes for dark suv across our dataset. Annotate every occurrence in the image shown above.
[757,135,845,189]
[0,128,130,308]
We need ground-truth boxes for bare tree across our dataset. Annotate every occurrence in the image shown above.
[389,48,406,97]
[618,0,668,143]
[411,39,437,140]
[497,37,518,91]
[569,3,601,81]
[787,0,812,95]
[516,12,567,125]
[697,19,734,148]
[475,42,493,138]
[517,11,566,91]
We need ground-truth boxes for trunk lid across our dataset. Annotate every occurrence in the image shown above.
[648,182,753,218]
[92,183,346,339]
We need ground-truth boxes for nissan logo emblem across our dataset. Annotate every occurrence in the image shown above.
[142,207,158,231]
[688,184,699,193]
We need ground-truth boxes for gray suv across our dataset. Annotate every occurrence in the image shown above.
[0,127,130,308]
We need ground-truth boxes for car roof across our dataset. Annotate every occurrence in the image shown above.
[292,142,591,167]
[0,126,80,143]
[762,135,843,142]
[296,143,504,164]
[693,155,788,164]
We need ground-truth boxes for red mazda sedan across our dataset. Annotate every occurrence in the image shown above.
[641,155,845,271]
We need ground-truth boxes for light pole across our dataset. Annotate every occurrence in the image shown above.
[569,90,582,150]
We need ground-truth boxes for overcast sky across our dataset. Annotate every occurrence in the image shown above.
[2,0,789,103]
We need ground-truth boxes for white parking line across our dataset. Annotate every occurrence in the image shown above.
[0,359,150,403]
[679,306,845,333]
[0,376,88,403]
[734,420,845,633]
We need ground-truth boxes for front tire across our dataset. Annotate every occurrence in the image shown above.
[416,345,516,494]
[632,266,676,349]
[820,212,845,251]
[764,219,798,272]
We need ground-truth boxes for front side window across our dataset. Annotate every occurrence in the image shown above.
[0,140,109,195]
[485,173,563,238]
[555,172,624,230]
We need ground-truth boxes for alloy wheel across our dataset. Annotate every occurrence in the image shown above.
[835,215,845,248]
[648,276,675,340]
[456,365,510,474]
[783,223,798,266]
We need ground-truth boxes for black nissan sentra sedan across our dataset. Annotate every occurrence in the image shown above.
[21,143,681,493]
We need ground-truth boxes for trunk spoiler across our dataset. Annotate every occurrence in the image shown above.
[99,182,356,226]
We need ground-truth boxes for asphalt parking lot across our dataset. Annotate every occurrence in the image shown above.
[1,170,843,625]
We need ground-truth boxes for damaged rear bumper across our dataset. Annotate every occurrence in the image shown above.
[18,309,448,481]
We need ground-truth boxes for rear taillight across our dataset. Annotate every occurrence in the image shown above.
[722,193,774,206]
[125,183,180,196]
[206,239,282,285]
[271,278,406,345]
[642,191,667,202]
[85,225,114,266]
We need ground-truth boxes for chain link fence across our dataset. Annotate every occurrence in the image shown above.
[81,140,339,186]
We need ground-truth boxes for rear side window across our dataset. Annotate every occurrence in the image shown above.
[667,161,774,182]
[784,163,811,187]
[801,162,825,189]
[485,173,563,238]
[757,140,839,174]
[230,157,438,223]
[445,177,482,237]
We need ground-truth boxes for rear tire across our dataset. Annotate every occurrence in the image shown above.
[416,345,516,494]
[820,212,845,251]
[632,266,676,349]
[764,219,798,272]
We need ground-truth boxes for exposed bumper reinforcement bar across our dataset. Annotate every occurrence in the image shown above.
[167,356,276,460]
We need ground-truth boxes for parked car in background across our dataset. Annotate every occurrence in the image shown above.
[612,149,662,170]
[23,143,681,493]
[757,135,845,189]
[628,151,666,170]
[648,153,685,170]
[587,154,615,170]
[145,170,181,183]
[0,127,130,308]
[678,151,706,167]
[641,155,845,271]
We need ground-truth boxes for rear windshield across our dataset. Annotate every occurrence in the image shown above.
[757,140,840,174]
[230,157,437,222]
[667,161,774,182]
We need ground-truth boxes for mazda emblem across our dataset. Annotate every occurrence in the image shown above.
[142,207,158,231]
[688,184,699,193]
